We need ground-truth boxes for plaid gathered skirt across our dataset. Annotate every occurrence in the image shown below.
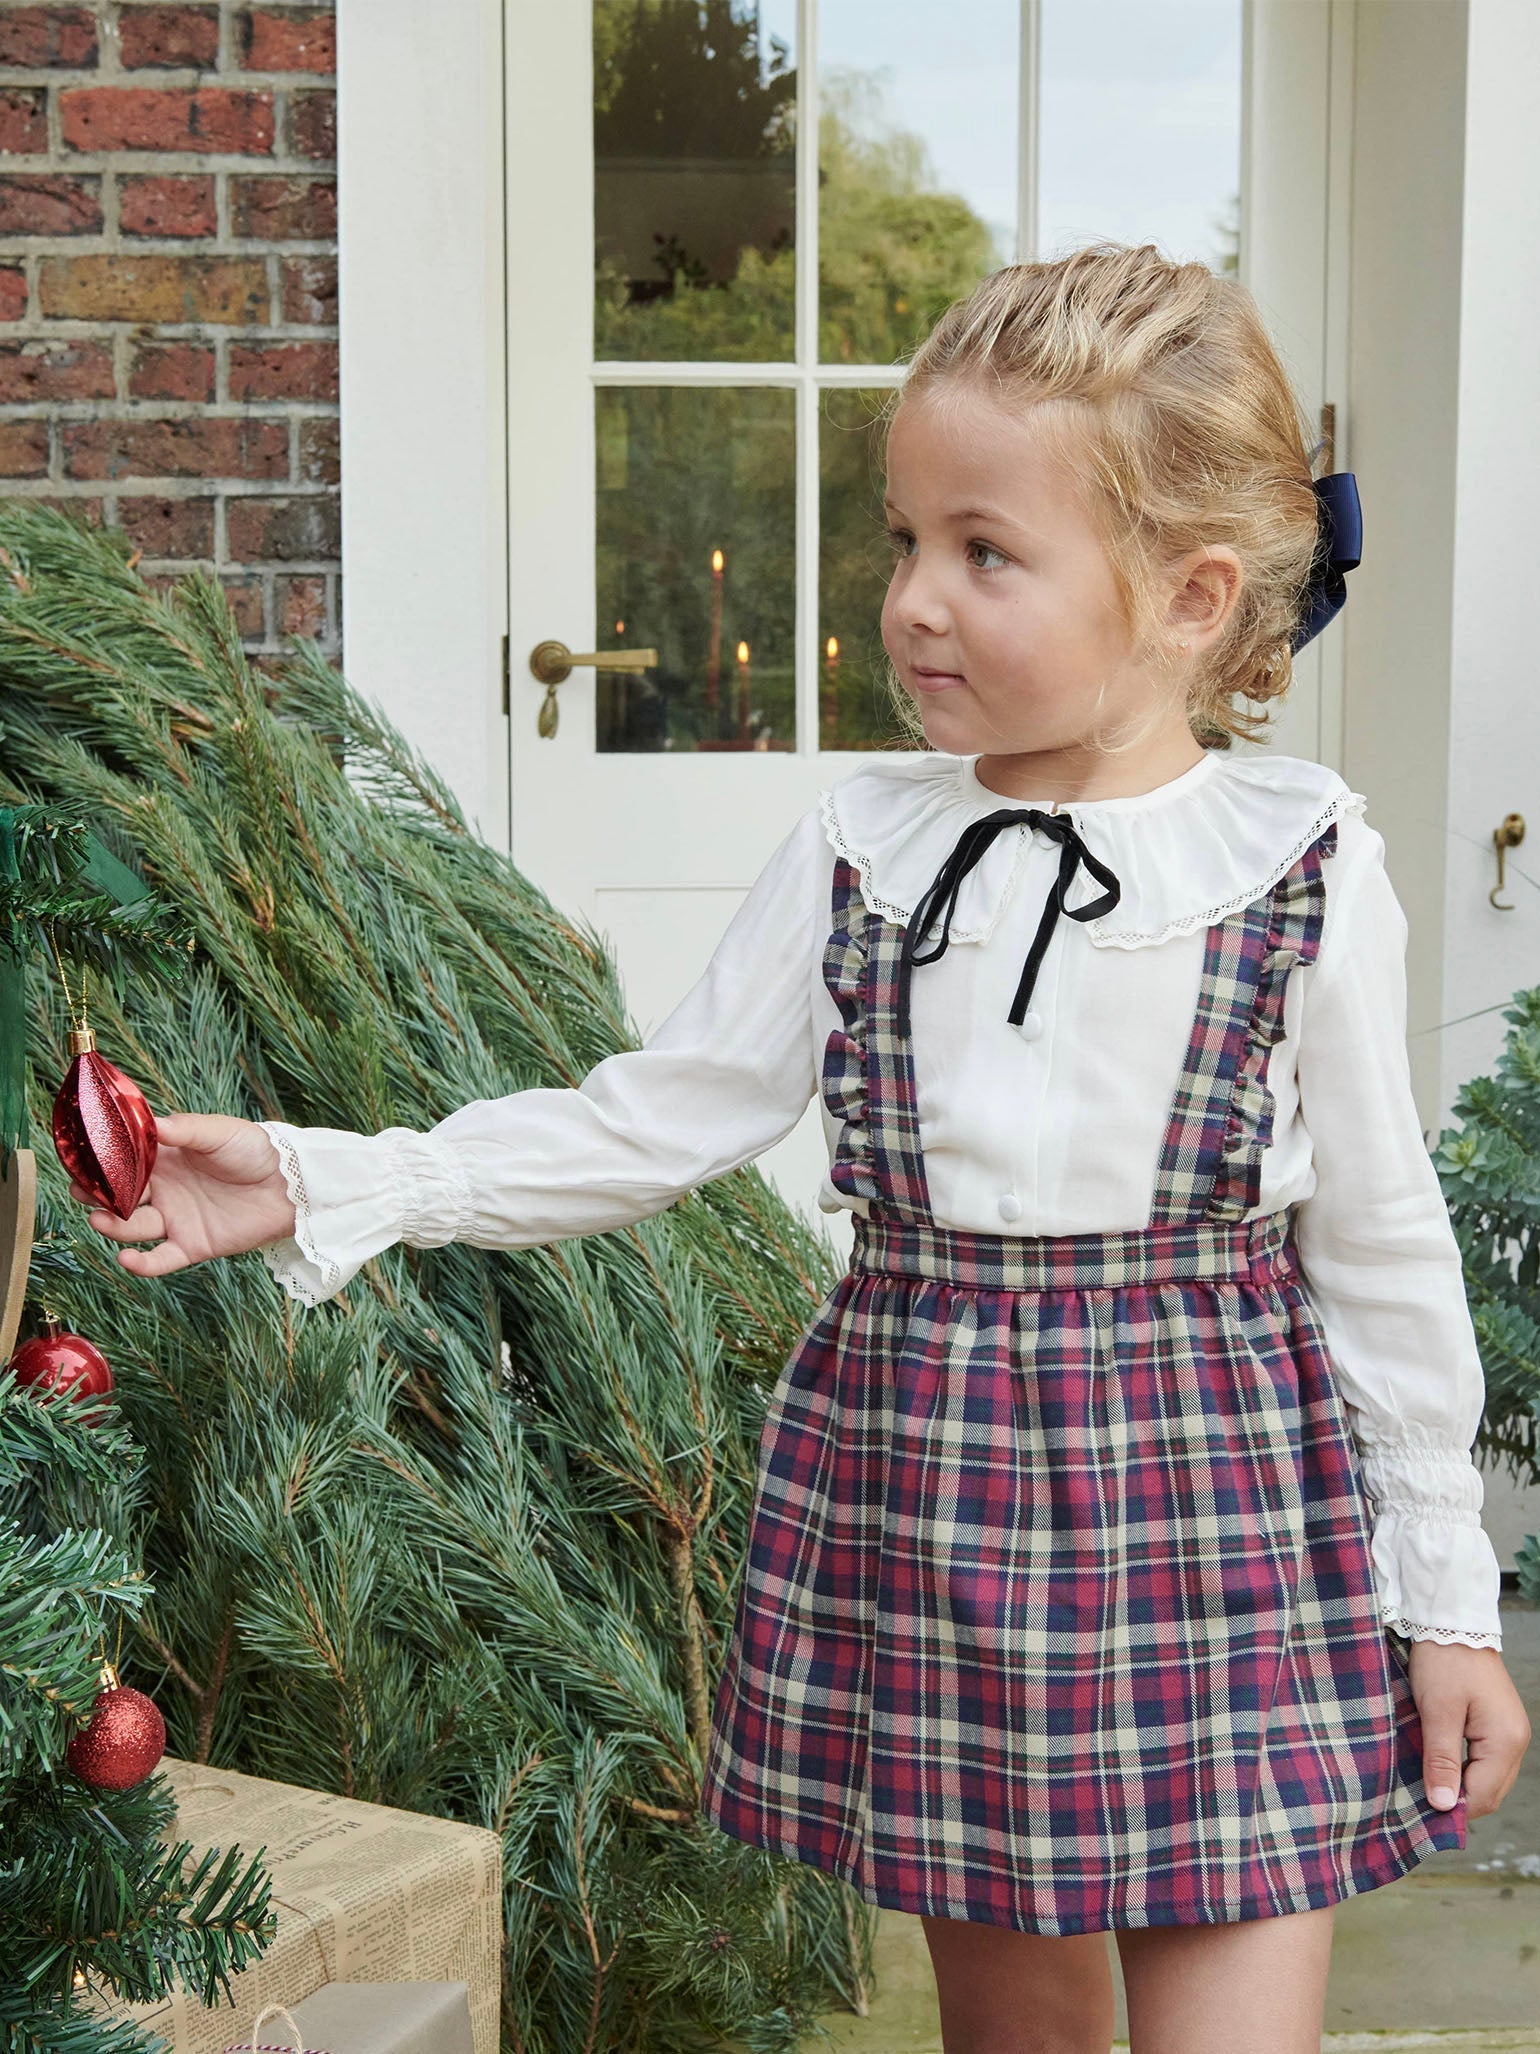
[698,822,1465,1934]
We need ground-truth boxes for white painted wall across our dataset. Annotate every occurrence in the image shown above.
[335,0,509,848]
[1445,0,1540,1572]
[1340,0,1468,1123]
[1446,0,1540,1122]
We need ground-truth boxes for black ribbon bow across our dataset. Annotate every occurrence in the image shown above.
[1291,471,1362,653]
[896,807,1122,1040]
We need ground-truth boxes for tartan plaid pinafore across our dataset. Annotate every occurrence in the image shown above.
[698,817,1466,1934]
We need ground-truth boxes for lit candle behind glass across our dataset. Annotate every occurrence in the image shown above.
[705,547,724,725]
[821,632,842,748]
[735,638,751,744]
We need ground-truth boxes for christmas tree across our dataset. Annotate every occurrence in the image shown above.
[1432,988,1540,1599]
[0,503,873,2053]
[0,795,279,2048]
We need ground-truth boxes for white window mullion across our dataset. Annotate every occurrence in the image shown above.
[1019,0,1041,260]
[796,0,819,757]
[589,361,800,385]
[588,362,903,387]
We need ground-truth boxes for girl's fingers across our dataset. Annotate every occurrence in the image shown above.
[88,1202,165,1243]
[116,1239,189,1277]
[1418,1697,1467,1809]
[154,1109,243,1151]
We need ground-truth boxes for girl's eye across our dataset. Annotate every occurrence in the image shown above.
[967,539,1010,572]
[883,528,1010,573]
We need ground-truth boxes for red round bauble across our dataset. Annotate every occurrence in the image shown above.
[7,1317,114,1412]
[66,1678,166,1791]
[52,1022,157,1221]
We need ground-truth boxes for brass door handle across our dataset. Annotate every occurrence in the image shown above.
[529,639,658,684]
[528,639,658,738]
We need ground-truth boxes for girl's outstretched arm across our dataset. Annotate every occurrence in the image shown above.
[75,804,829,1308]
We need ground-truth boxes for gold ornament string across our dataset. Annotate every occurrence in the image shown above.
[42,916,87,1033]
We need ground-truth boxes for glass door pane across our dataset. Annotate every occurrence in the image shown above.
[1038,0,1243,269]
[819,385,912,751]
[595,384,796,751]
[816,0,1022,749]
[593,0,800,360]
[816,3,1021,362]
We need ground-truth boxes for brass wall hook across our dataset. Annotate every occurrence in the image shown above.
[1491,812,1525,910]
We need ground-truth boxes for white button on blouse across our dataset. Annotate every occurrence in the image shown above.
[254,746,1505,1650]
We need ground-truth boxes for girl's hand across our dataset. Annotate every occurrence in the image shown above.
[1410,1640,1530,1818]
[66,1111,297,1279]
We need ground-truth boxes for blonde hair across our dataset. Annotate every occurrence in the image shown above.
[878,240,1325,755]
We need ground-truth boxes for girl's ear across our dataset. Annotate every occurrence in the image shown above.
[1165,545,1245,649]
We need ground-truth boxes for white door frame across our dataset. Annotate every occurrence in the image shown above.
[334,0,510,850]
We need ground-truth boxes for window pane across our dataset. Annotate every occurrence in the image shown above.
[1038,0,1243,272]
[596,385,796,752]
[819,385,917,751]
[817,2,1019,365]
[593,0,799,362]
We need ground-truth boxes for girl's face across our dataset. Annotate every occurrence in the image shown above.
[879,386,1220,766]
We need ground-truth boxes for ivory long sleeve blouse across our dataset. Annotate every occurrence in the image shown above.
[256,746,1506,1651]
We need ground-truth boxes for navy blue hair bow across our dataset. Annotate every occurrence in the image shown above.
[1290,470,1362,653]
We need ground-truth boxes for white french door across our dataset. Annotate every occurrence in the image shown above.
[502,0,1345,1227]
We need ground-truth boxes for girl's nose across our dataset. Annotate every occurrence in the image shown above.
[893,559,953,634]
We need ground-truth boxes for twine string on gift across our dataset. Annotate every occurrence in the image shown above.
[222,1999,329,2054]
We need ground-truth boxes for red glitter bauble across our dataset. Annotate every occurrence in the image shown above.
[52,1024,157,1222]
[66,1681,166,1791]
[6,1320,114,1413]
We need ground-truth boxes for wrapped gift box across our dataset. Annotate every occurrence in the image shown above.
[222,1982,474,2054]
[87,1755,501,2054]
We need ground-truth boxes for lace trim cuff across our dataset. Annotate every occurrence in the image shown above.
[1361,1449,1506,1650]
[257,1120,346,1304]
[258,1236,339,1309]
[1385,1616,1504,1651]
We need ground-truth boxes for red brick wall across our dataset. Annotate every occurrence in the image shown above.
[0,2,339,675]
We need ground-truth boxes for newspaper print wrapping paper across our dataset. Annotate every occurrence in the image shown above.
[84,1756,502,2054]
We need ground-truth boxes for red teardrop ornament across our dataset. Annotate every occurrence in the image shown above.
[52,1023,157,1221]
[6,1316,114,1415]
[66,1677,166,1791]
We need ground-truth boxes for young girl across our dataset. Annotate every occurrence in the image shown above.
[73,244,1528,2053]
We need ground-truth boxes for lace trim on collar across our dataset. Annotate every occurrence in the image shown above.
[1084,786,1368,948]
[817,752,1369,950]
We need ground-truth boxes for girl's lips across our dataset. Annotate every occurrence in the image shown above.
[914,667,966,692]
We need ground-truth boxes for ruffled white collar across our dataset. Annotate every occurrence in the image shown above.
[817,748,1367,949]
